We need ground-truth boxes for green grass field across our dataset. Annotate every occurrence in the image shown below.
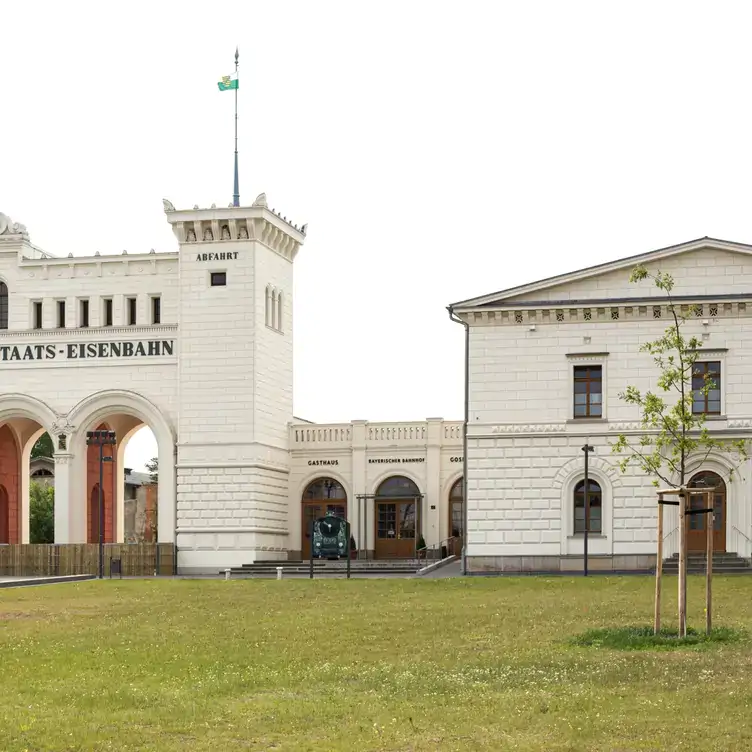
[1,576,752,751]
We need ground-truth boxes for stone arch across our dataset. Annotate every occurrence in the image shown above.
[552,455,622,491]
[297,470,352,503]
[0,394,57,434]
[66,390,176,545]
[370,469,423,496]
[556,458,616,546]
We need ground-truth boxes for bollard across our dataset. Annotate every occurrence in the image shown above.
[225,568,231,581]
[276,566,283,580]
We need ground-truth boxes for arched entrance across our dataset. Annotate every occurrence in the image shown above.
[688,471,726,553]
[449,477,463,554]
[0,485,9,543]
[301,478,347,560]
[86,423,116,543]
[374,476,421,559]
[89,484,103,544]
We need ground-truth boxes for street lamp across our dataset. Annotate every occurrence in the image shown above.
[582,442,594,577]
[86,430,116,579]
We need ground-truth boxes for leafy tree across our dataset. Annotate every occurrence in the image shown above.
[612,265,748,486]
[145,456,158,485]
[29,481,54,544]
[31,433,54,459]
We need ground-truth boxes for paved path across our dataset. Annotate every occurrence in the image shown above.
[0,575,94,588]
[422,560,463,578]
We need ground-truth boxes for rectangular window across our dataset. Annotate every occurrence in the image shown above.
[33,301,42,330]
[573,365,602,418]
[80,299,89,328]
[103,298,113,327]
[127,297,137,325]
[56,300,66,328]
[151,296,161,324]
[692,361,721,415]
[210,272,227,287]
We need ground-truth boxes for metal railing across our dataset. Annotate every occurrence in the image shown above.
[416,536,459,563]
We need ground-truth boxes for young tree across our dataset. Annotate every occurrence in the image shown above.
[612,265,747,487]
[145,456,158,485]
[31,433,54,459]
[612,264,748,637]
[29,481,54,544]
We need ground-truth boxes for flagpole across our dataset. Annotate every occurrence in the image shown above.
[233,46,240,207]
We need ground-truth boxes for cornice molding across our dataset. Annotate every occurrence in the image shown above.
[489,423,566,434]
[0,324,178,340]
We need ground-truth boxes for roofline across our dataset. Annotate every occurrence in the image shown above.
[448,236,752,311]
[474,292,752,309]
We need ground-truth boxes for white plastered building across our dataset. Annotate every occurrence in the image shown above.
[0,200,463,572]
[450,237,752,574]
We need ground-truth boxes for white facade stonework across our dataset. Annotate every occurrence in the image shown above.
[0,202,463,572]
[451,237,752,573]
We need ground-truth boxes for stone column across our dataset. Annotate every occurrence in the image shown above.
[425,418,443,548]
[53,453,74,543]
[350,421,368,557]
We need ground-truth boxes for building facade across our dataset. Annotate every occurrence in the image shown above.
[450,237,752,574]
[0,199,465,572]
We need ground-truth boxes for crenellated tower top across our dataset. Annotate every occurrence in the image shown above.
[162,193,307,262]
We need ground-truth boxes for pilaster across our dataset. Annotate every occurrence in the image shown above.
[351,420,368,555]
[425,417,443,547]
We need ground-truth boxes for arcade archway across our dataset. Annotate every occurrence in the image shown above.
[67,390,175,545]
[448,477,464,554]
[301,477,347,560]
[374,476,421,559]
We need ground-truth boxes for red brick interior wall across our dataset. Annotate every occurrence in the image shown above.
[145,484,157,542]
[0,424,20,544]
[86,423,116,543]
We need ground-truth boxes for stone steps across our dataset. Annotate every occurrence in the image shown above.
[223,558,425,577]
[662,552,752,574]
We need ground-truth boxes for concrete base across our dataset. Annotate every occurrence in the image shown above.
[466,554,657,575]
[177,547,287,574]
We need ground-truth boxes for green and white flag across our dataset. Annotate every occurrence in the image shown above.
[218,72,238,91]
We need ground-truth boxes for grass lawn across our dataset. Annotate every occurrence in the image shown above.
[1,576,752,751]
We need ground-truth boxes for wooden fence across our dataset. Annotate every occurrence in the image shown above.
[0,543,176,577]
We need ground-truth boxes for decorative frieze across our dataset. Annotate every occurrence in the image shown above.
[458,300,752,326]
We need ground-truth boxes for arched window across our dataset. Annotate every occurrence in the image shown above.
[277,291,283,332]
[265,285,271,327]
[0,281,7,330]
[271,289,278,329]
[574,479,602,534]
[303,477,347,500]
[376,476,420,498]
[31,469,54,477]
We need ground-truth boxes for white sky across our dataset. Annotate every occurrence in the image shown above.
[2,1,752,471]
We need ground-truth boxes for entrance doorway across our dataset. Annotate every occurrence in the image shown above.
[374,476,421,559]
[687,471,726,553]
[0,485,8,544]
[449,477,463,555]
[301,478,347,560]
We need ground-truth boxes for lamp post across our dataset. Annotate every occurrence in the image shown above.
[582,442,594,577]
[86,430,117,579]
